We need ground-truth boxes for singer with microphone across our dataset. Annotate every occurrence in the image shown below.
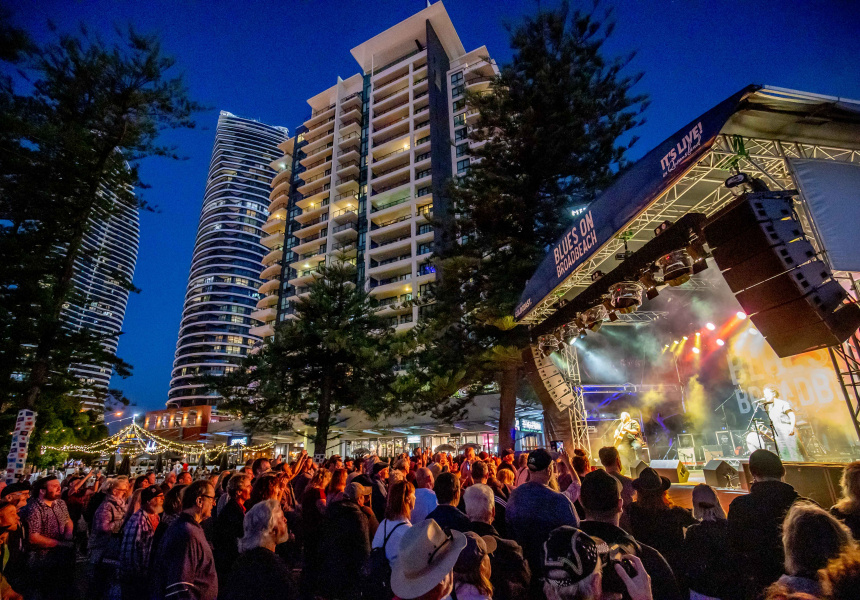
[613,412,644,475]
[756,384,804,461]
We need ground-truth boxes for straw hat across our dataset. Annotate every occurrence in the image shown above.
[390,519,467,599]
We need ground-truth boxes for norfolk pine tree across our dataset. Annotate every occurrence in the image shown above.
[423,2,648,451]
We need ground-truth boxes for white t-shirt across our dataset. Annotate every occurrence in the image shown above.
[371,518,411,563]
[411,488,438,524]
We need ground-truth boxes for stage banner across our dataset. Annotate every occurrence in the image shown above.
[515,85,759,322]
[725,324,856,456]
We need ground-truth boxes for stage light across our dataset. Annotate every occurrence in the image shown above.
[736,311,747,320]
[683,336,688,341]
[638,268,660,300]
[656,249,693,286]
[706,322,715,331]
[538,335,560,358]
[695,332,700,337]
[610,281,645,313]
[749,329,759,335]
[581,304,609,332]
[692,347,700,354]
[672,340,679,345]
[716,339,725,346]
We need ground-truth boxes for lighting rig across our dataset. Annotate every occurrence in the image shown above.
[532,212,711,341]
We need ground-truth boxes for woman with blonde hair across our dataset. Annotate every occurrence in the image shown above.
[682,484,732,600]
[767,501,855,598]
[831,460,860,539]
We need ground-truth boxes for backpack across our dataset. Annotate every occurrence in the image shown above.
[361,521,406,600]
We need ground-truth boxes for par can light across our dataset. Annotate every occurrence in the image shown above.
[656,249,693,286]
[610,281,645,313]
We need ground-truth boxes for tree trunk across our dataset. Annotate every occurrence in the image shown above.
[498,363,518,452]
[313,374,333,459]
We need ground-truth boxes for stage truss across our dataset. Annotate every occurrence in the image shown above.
[527,135,860,446]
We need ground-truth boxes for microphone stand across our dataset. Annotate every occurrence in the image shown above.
[760,401,782,460]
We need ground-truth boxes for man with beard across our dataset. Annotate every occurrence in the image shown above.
[119,485,165,600]
[21,476,75,600]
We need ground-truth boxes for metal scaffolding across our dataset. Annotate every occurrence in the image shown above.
[559,341,590,455]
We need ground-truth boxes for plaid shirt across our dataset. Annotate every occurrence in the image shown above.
[119,508,159,579]
[22,498,71,556]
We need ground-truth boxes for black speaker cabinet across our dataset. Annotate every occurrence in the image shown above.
[703,459,739,488]
[739,461,844,506]
[650,459,689,483]
[631,460,649,478]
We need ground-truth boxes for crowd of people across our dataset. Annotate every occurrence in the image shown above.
[1,446,860,600]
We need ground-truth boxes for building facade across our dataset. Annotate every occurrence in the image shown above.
[65,188,141,412]
[168,112,288,408]
[252,2,497,337]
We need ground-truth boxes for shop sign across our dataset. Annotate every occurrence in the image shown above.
[230,437,248,447]
[517,419,542,432]
[407,435,422,444]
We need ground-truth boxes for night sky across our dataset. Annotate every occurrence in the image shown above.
[9,0,860,414]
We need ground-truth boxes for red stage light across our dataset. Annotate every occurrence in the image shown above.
[736,311,747,320]
[716,339,725,346]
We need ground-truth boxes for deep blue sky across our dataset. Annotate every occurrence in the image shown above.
[10,0,860,414]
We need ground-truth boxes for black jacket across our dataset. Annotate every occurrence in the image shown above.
[579,520,682,600]
[212,499,244,581]
[427,504,471,533]
[221,547,297,600]
[728,480,806,600]
[318,499,372,599]
[370,478,387,523]
[682,519,733,599]
[469,521,530,600]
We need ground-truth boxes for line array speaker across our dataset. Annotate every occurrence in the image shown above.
[704,191,860,357]
[523,346,575,412]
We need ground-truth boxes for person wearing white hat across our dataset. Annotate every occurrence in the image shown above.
[390,519,467,600]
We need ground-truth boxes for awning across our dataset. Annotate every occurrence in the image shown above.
[516,84,860,323]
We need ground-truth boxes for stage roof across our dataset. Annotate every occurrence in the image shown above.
[516,85,860,327]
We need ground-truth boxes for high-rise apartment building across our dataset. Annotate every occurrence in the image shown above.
[253,2,496,336]
[65,189,140,412]
[168,112,288,408]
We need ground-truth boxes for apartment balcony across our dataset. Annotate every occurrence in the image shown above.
[261,213,286,234]
[279,136,296,157]
[292,234,326,255]
[261,230,285,249]
[372,141,410,167]
[336,159,360,179]
[465,74,493,91]
[370,193,411,215]
[368,231,411,256]
[373,65,410,98]
[338,131,361,151]
[371,176,410,199]
[299,185,331,207]
[301,155,333,178]
[340,91,362,113]
[294,215,329,238]
[372,101,409,130]
[335,174,359,193]
[368,253,412,279]
[371,48,425,84]
[370,211,412,234]
[331,240,357,259]
[268,192,289,213]
[304,127,335,150]
[260,262,282,281]
[270,179,290,202]
[256,293,278,310]
[332,221,358,242]
[337,145,360,164]
[369,272,413,296]
[271,167,292,189]
[372,118,410,146]
[249,323,275,338]
[297,169,331,194]
[261,247,283,266]
[331,207,358,225]
[259,278,280,296]
[251,306,277,323]
[339,117,362,137]
[295,202,329,224]
[290,247,327,270]
[289,266,322,287]
[300,143,334,168]
[303,104,336,130]
[370,153,410,182]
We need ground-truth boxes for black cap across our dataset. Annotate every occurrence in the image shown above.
[0,482,30,498]
[372,462,389,475]
[527,448,553,472]
[749,449,785,479]
[141,485,164,504]
[543,526,600,585]
[580,469,622,512]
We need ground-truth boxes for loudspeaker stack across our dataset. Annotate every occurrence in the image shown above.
[703,191,860,357]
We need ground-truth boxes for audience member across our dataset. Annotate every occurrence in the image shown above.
[506,448,579,578]
[22,475,75,600]
[728,449,807,600]
[427,472,471,532]
[119,485,164,600]
[151,480,218,600]
[411,467,438,524]
[0,499,24,600]
[830,460,860,539]
[389,519,467,600]
[463,483,530,600]
[453,531,496,600]
[213,472,251,582]
[220,499,296,600]
[370,462,389,522]
[598,446,635,530]
[682,484,732,600]
[318,482,374,600]
[820,546,860,600]
[371,479,415,563]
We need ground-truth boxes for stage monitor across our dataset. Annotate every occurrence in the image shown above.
[790,158,860,272]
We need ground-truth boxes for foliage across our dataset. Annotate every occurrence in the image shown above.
[416,1,648,447]
[0,13,202,440]
[209,263,411,456]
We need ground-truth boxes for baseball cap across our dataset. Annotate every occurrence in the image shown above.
[527,448,553,472]
[543,526,600,586]
[345,481,371,500]
[372,462,389,476]
[454,531,497,573]
[580,469,622,512]
[501,448,515,457]
[141,485,164,504]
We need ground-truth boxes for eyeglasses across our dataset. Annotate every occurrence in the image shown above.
[428,532,453,565]
[201,495,216,502]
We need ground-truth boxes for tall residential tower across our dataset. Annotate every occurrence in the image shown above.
[168,112,288,408]
[253,2,496,336]
[65,189,140,412]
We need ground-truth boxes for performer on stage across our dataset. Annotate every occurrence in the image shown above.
[758,384,804,461]
[614,412,644,475]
